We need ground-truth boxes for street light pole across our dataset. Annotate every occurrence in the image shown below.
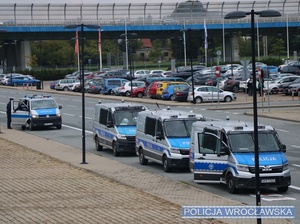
[65,23,100,164]
[225,9,281,224]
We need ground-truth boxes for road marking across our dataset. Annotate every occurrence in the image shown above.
[63,113,75,116]
[291,145,300,149]
[62,124,93,134]
[291,164,300,168]
[276,128,289,133]
[66,105,77,107]
[78,116,92,120]
[290,185,300,191]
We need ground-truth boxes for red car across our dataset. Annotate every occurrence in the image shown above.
[146,81,161,99]
[131,86,146,98]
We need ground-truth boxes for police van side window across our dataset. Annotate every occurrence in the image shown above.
[99,109,108,125]
[156,120,163,137]
[145,117,156,136]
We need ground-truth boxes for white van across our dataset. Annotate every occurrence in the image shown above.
[11,95,62,130]
[136,109,204,172]
[93,102,148,156]
[189,119,291,194]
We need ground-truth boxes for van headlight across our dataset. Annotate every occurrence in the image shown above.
[57,113,61,117]
[237,164,249,172]
[32,114,39,118]
[170,148,180,154]
[283,162,289,171]
[117,134,126,140]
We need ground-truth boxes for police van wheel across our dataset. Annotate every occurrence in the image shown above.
[277,186,288,193]
[112,142,119,156]
[95,136,103,151]
[227,173,238,194]
[139,148,148,165]
[29,121,34,131]
[163,155,172,172]
[21,125,26,130]
[57,125,62,129]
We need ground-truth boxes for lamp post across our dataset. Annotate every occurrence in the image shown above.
[225,9,281,224]
[120,32,137,97]
[65,23,100,164]
[181,28,195,103]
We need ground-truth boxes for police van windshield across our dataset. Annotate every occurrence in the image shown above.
[114,110,141,126]
[164,119,197,137]
[228,132,280,153]
[31,99,58,110]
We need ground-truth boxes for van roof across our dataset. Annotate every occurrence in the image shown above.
[138,109,204,121]
[95,102,148,112]
[192,120,274,133]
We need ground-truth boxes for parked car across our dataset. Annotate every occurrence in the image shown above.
[223,76,243,92]
[279,66,300,75]
[115,80,146,96]
[265,75,300,94]
[1,73,25,85]
[131,86,147,98]
[50,80,58,89]
[100,78,128,95]
[156,81,188,99]
[6,76,40,86]
[134,70,150,78]
[86,79,104,94]
[187,85,237,103]
[146,81,162,99]
[55,79,80,91]
[173,86,190,102]
[282,77,300,95]
[161,83,189,100]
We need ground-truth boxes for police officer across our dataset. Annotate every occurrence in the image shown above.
[6,98,13,129]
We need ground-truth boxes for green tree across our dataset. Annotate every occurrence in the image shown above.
[148,39,163,63]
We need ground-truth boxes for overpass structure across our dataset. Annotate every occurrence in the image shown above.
[0,0,299,70]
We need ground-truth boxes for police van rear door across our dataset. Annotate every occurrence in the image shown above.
[193,128,228,183]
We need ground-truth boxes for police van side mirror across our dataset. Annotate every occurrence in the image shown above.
[218,146,229,156]
[59,105,62,109]
[106,120,113,127]
[280,144,286,153]
[156,131,164,140]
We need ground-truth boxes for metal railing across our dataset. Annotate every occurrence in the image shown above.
[0,0,299,27]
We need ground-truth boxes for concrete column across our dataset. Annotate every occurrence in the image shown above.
[17,40,31,70]
[225,35,240,62]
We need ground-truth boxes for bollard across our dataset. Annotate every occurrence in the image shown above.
[298,88,300,100]
[292,91,294,101]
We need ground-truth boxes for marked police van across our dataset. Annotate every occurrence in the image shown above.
[136,109,204,172]
[189,119,291,194]
[11,95,62,130]
[93,101,148,156]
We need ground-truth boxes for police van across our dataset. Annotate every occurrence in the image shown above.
[11,95,62,130]
[93,101,148,156]
[136,109,204,172]
[189,119,291,194]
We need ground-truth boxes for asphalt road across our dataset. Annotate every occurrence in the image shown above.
[0,86,300,223]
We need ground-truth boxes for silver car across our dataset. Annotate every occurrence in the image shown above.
[187,85,236,103]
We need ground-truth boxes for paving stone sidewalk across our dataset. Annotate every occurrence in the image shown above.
[0,129,293,224]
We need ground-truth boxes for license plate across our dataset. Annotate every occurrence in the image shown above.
[261,179,276,183]
[44,123,53,126]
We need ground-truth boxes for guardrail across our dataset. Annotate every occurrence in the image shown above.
[0,0,299,26]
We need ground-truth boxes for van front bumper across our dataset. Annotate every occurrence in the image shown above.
[234,175,291,189]
[166,157,189,168]
[116,138,136,153]
[31,117,62,127]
